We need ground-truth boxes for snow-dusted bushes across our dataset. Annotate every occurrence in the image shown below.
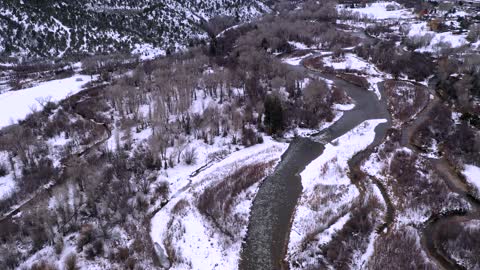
[413,103,480,167]
[387,149,467,221]
[355,40,435,81]
[0,242,20,269]
[63,253,79,270]
[405,33,434,51]
[321,195,383,269]
[197,161,275,236]
[437,220,480,269]
[0,161,8,177]
[467,23,480,42]
[384,80,429,125]
[412,103,453,150]
[31,260,58,270]
[368,226,436,269]
[290,194,383,270]
[182,147,198,165]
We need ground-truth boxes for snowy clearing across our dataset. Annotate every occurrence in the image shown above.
[408,22,468,53]
[302,119,387,188]
[0,74,95,129]
[463,164,480,197]
[281,53,313,66]
[338,1,414,20]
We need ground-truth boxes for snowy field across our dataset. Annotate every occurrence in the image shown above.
[408,22,468,53]
[463,164,480,198]
[288,119,386,268]
[338,1,414,20]
[0,74,94,129]
[132,43,166,60]
[282,53,314,66]
[0,151,15,199]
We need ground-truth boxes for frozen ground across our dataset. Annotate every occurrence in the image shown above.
[0,74,95,129]
[132,43,166,60]
[408,22,468,53]
[282,53,314,66]
[0,151,15,199]
[338,1,414,20]
[463,164,480,198]
[288,119,387,268]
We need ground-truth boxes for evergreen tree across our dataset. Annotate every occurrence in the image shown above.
[264,94,284,135]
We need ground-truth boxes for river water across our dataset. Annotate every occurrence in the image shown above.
[239,59,391,270]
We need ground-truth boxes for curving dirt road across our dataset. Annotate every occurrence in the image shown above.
[400,85,480,270]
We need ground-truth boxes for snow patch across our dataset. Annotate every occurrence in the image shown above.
[0,74,95,129]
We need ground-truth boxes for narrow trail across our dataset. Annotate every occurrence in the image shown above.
[371,175,395,233]
[399,85,480,270]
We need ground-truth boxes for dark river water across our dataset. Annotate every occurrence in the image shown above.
[239,59,391,270]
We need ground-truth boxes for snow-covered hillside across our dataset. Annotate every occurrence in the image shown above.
[0,0,270,58]
[0,74,95,129]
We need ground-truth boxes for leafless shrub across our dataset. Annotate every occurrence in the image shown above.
[331,87,348,104]
[54,236,64,255]
[154,181,170,199]
[0,162,8,177]
[405,33,434,51]
[182,147,197,165]
[412,103,453,150]
[171,199,190,216]
[323,196,382,268]
[467,23,480,42]
[292,194,382,269]
[125,257,136,270]
[0,242,20,269]
[241,127,259,147]
[77,224,95,251]
[384,80,428,124]
[31,260,58,270]
[368,226,436,269]
[64,253,79,270]
[437,220,480,269]
[207,149,229,161]
[168,153,175,168]
[85,239,104,260]
[116,247,130,262]
[197,161,275,236]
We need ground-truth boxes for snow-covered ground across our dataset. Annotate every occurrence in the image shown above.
[132,43,166,60]
[150,137,287,270]
[462,164,480,198]
[288,119,386,268]
[0,173,14,199]
[407,22,468,53]
[322,53,371,71]
[0,151,15,199]
[363,143,469,226]
[321,53,389,99]
[0,74,95,129]
[282,53,313,66]
[338,1,414,20]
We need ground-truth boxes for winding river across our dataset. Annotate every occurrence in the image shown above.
[239,55,391,270]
